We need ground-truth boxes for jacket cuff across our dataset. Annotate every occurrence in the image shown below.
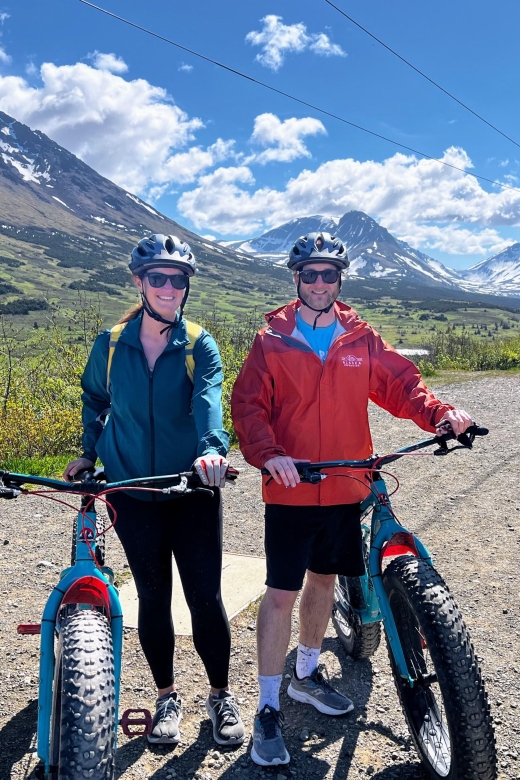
[198,429,230,458]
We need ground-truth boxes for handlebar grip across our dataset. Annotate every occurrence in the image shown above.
[71,469,96,482]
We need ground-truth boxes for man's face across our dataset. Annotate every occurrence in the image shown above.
[294,262,341,310]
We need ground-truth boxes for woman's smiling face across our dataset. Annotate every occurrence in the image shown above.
[134,266,187,320]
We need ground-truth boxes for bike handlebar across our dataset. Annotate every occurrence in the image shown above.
[260,424,488,480]
[0,465,240,498]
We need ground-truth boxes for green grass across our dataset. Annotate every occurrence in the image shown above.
[1,454,75,478]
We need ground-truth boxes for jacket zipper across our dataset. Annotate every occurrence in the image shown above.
[148,368,156,491]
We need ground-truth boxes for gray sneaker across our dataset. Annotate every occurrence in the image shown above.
[287,665,354,715]
[205,690,245,746]
[251,704,290,766]
[147,691,182,744]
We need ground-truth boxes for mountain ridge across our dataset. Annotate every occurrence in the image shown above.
[223,211,519,297]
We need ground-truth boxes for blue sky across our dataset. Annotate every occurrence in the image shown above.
[0,0,520,268]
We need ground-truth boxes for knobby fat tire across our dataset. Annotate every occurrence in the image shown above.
[56,610,115,780]
[332,576,381,659]
[383,556,497,780]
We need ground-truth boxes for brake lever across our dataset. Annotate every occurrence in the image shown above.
[0,484,23,499]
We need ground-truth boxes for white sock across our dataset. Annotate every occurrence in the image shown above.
[295,643,320,679]
[258,674,283,712]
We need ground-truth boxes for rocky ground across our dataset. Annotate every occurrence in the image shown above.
[0,373,519,780]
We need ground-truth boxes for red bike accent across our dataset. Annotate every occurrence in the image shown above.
[61,575,111,617]
[380,531,419,566]
[120,709,153,736]
[17,623,41,634]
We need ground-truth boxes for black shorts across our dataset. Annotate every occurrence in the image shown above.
[264,502,365,591]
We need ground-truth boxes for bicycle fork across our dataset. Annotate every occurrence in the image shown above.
[357,479,433,688]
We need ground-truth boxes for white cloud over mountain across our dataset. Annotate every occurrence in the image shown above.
[178,148,518,255]
[245,15,346,71]
[0,55,517,258]
[89,51,128,74]
[0,61,229,196]
[248,113,326,164]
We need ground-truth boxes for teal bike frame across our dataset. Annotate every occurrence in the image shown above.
[281,424,488,689]
[0,468,219,778]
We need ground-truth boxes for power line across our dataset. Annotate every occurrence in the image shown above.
[78,0,520,196]
[324,0,520,151]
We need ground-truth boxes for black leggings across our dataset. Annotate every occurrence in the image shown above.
[108,489,231,690]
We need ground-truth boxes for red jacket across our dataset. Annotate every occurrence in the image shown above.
[231,300,453,506]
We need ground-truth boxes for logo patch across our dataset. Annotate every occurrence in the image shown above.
[342,354,363,368]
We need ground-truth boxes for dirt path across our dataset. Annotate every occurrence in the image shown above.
[0,374,518,780]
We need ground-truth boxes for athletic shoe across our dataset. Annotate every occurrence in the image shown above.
[287,665,354,715]
[251,704,290,766]
[205,690,245,746]
[147,691,182,744]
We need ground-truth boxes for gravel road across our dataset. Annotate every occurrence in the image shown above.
[0,373,518,780]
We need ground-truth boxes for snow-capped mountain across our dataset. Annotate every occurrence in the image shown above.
[224,211,463,289]
[0,110,248,271]
[460,243,520,296]
[223,216,339,255]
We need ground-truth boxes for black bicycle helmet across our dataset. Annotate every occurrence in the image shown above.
[129,234,196,276]
[288,232,349,271]
[129,234,196,333]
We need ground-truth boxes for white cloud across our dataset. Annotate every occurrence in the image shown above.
[89,51,128,74]
[248,113,326,164]
[0,12,9,24]
[25,61,38,77]
[0,61,237,195]
[178,63,193,73]
[245,15,346,71]
[0,45,10,64]
[178,147,520,255]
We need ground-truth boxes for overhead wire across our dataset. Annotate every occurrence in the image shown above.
[78,0,520,196]
[324,0,520,150]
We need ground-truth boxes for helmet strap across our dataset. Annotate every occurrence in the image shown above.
[140,278,190,337]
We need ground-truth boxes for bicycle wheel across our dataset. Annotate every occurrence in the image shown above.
[383,556,496,780]
[332,575,381,659]
[54,609,116,780]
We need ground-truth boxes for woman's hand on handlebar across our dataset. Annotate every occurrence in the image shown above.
[436,409,473,437]
[263,456,310,488]
[63,458,95,482]
[193,455,229,488]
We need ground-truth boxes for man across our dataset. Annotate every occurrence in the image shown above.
[231,232,472,767]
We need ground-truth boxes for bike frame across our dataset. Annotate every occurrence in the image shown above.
[299,432,474,688]
[37,501,123,776]
[1,468,208,778]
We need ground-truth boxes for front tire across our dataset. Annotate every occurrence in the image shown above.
[54,610,116,780]
[383,556,496,780]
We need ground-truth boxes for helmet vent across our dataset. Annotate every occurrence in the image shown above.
[137,245,147,257]
[165,236,175,254]
[316,236,324,250]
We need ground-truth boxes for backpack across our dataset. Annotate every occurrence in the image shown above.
[105,319,203,393]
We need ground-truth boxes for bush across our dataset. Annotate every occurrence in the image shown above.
[426,326,520,371]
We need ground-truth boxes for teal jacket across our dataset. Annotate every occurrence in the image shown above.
[80,313,229,497]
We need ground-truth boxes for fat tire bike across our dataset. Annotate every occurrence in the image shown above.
[269,424,497,780]
[0,466,237,780]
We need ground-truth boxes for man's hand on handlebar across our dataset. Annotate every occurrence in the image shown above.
[193,455,229,488]
[436,409,473,437]
[263,456,310,488]
[63,458,95,482]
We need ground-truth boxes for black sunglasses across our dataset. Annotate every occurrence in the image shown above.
[144,272,188,289]
[299,268,340,284]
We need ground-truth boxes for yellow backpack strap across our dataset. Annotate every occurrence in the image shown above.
[106,322,127,393]
[184,319,203,383]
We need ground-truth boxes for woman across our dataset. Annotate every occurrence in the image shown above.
[64,234,244,747]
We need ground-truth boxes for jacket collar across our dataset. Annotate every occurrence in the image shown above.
[117,310,190,351]
[265,299,371,341]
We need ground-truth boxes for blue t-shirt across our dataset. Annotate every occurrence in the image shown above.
[296,311,337,362]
